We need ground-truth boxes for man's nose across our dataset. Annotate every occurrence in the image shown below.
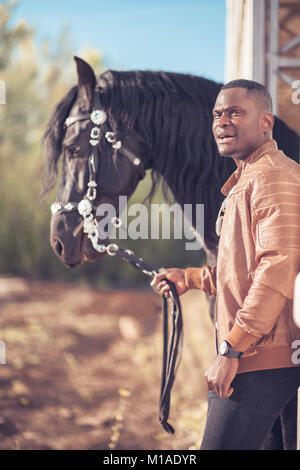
[218,113,231,127]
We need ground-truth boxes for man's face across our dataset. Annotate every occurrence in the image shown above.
[212,87,269,161]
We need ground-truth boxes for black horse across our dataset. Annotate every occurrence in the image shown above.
[42,57,299,273]
[42,57,299,448]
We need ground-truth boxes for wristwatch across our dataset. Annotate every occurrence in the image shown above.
[219,340,243,359]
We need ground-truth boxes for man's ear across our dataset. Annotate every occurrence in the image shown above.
[74,56,96,109]
[262,112,274,135]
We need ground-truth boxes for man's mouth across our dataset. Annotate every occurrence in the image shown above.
[217,134,236,143]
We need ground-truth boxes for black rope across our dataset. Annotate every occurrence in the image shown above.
[159,281,183,434]
[62,86,183,433]
[112,245,183,434]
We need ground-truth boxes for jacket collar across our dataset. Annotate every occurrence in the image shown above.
[221,139,278,196]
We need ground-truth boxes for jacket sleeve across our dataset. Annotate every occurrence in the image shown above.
[184,265,217,297]
[226,166,300,352]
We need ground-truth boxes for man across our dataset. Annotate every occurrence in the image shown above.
[151,79,300,450]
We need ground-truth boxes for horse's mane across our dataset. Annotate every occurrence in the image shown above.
[98,70,229,205]
[41,70,231,218]
[41,86,78,199]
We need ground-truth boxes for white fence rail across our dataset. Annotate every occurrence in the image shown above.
[293,273,300,450]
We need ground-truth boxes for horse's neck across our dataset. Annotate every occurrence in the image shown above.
[149,119,228,256]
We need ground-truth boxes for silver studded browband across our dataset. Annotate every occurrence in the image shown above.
[51,94,145,253]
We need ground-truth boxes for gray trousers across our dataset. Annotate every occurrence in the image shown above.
[200,367,300,450]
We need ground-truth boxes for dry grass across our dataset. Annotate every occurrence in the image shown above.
[0,277,214,450]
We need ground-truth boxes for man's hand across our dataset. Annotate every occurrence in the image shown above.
[205,354,239,398]
[150,268,188,298]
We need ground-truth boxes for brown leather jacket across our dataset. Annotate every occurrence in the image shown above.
[185,139,300,373]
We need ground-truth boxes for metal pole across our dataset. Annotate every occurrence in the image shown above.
[268,0,279,115]
[253,0,266,84]
[293,273,300,449]
[298,387,300,450]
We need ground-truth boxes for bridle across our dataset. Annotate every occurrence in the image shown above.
[50,87,146,254]
[50,86,183,434]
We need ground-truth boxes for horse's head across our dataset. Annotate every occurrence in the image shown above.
[44,57,148,267]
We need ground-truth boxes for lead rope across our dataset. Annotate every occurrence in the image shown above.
[105,243,183,434]
[52,89,183,433]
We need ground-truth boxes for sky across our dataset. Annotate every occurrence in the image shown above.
[12,0,226,83]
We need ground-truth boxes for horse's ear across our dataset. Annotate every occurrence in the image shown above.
[74,56,96,107]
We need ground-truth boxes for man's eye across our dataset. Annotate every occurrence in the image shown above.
[213,113,221,119]
[231,110,241,115]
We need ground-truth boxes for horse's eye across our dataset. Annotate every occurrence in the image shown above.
[67,145,81,157]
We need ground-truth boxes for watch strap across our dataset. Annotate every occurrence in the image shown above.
[220,340,243,359]
[226,348,243,359]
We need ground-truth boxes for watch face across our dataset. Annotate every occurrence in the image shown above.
[219,341,228,355]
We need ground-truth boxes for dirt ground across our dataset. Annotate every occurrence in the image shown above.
[0,276,215,450]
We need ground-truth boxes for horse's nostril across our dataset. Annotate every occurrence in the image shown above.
[54,238,64,257]
[67,262,79,268]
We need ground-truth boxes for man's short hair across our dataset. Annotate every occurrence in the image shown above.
[221,79,273,113]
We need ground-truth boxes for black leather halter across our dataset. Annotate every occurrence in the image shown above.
[66,87,146,179]
[51,86,145,217]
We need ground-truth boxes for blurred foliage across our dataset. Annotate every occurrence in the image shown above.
[0,1,205,288]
